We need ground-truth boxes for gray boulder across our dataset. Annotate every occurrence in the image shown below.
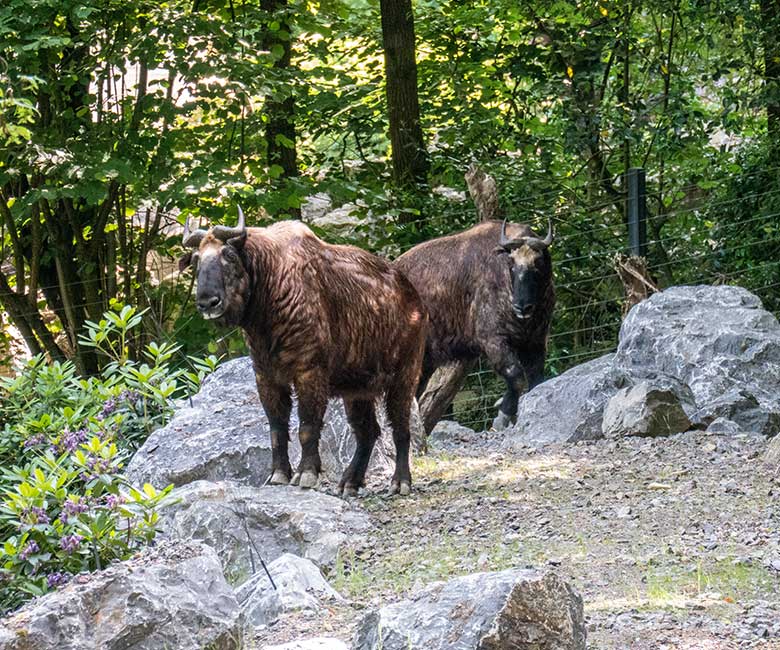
[504,285,780,447]
[505,354,621,445]
[765,434,780,467]
[602,381,692,438]
[616,285,780,431]
[691,388,780,435]
[352,569,585,650]
[237,553,342,628]
[266,640,349,650]
[0,541,240,650]
[126,357,402,489]
[158,480,371,582]
[429,420,480,450]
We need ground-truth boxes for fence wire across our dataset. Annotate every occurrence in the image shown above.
[3,166,779,433]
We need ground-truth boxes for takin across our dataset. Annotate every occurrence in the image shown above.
[180,208,427,496]
[394,219,555,432]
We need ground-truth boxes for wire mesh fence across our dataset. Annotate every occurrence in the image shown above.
[8,163,772,433]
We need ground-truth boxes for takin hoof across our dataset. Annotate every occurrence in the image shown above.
[269,469,290,486]
[340,484,359,498]
[292,469,319,490]
[491,410,515,431]
[389,480,411,496]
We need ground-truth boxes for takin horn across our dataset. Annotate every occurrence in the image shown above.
[498,219,527,251]
[182,218,208,248]
[213,205,247,242]
[525,218,555,250]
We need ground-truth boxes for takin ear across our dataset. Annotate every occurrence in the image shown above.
[493,245,509,255]
[227,231,247,250]
[178,252,193,272]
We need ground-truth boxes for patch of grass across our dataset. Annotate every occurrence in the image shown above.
[633,557,777,611]
[331,530,534,601]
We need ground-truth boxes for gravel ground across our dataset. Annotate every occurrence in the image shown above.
[251,428,780,649]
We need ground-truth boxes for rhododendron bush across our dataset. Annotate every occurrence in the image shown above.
[0,305,218,612]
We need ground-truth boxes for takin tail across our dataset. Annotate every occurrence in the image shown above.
[465,164,504,222]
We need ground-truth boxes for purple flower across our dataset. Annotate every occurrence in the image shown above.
[119,389,136,401]
[21,506,50,526]
[31,506,50,525]
[105,494,126,510]
[56,428,88,454]
[46,571,70,589]
[18,541,39,560]
[23,434,46,449]
[100,398,118,419]
[79,453,116,482]
[59,534,83,555]
[59,497,88,522]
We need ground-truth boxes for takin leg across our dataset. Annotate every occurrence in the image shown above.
[255,374,293,485]
[291,372,328,489]
[340,399,381,497]
[491,346,546,430]
[385,384,414,496]
[486,344,526,431]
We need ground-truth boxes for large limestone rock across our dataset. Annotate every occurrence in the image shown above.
[0,541,240,650]
[602,381,693,439]
[126,357,405,489]
[352,569,585,650]
[237,553,342,628]
[505,355,621,445]
[615,285,780,428]
[505,285,780,446]
[158,480,371,582]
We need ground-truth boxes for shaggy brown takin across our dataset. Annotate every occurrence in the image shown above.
[180,208,427,496]
[395,219,555,431]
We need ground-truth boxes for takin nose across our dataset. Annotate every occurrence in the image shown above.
[514,304,534,320]
[197,294,222,314]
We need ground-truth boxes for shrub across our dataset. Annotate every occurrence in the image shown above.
[0,304,218,613]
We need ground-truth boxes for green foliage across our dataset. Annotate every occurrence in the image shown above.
[0,304,217,613]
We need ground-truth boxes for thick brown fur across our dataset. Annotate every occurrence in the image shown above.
[189,221,427,495]
[395,220,555,430]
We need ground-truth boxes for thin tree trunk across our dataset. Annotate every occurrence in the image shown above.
[0,272,67,361]
[418,362,474,435]
[379,0,429,200]
[261,0,299,215]
[761,0,780,142]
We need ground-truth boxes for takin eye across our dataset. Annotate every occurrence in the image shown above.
[177,251,199,272]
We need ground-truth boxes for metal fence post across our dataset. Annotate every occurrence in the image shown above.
[625,167,647,257]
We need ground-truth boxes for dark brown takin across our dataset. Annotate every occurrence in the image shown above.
[180,208,427,496]
[394,219,555,431]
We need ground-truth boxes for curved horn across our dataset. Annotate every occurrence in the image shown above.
[212,205,247,242]
[498,219,526,251]
[542,218,554,247]
[182,218,208,248]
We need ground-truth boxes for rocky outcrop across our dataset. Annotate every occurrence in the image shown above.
[615,286,780,420]
[506,355,621,445]
[429,419,483,450]
[158,480,371,581]
[602,381,693,439]
[0,541,240,650]
[505,286,780,446]
[352,569,585,650]
[237,554,342,628]
[126,357,402,489]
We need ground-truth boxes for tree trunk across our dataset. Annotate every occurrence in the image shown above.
[379,0,429,199]
[761,0,780,142]
[261,0,299,215]
[418,361,473,435]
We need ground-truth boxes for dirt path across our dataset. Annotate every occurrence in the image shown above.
[253,429,780,649]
